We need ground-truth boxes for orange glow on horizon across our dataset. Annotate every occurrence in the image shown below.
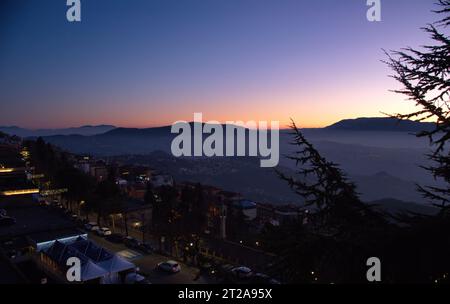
[12,82,421,130]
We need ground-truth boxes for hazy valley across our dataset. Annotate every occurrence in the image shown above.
[3,118,441,214]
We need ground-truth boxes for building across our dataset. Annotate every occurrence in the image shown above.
[39,236,135,284]
[0,193,84,254]
[233,200,257,221]
[0,144,135,284]
[150,173,173,188]
[257,203,304,226]
[74,159,91,175]
[90,164,108,182]
[127,183,147,200]
[104,198,152,233]
[0,145,38,196]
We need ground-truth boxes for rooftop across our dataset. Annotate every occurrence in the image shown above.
[0,174,38,194]
[0,194,78,240]
[44,237,135,281]
[234,200,257,210]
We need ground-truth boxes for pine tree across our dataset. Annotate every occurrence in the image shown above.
[277,120,384,236]
[384,0,450,213]
[272,122,389,283]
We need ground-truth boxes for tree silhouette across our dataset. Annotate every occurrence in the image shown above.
[271,121,390,283]
[384,0,450,212]
[277,121,386,236]
[86,179,123,225]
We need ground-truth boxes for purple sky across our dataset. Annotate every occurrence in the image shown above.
[0,0,439,128]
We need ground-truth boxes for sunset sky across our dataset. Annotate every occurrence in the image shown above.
[0,0,438,129]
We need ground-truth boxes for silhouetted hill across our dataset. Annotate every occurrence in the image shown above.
[0,125,116,137]
[36,117,440,205]
[100,122,246,137]
[367,198,438,216]
[101,126,171,137]
[325,117,434,132]
[42,122,264,156]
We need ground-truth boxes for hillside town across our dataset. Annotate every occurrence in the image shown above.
[0,131,301,284]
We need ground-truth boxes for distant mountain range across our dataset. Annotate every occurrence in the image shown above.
[0,117,434,138]
[0,117,438,206]
[0,125,116,137]
[98,117,435,134]
[325,117,434,132]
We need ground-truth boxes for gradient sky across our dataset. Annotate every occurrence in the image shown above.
[0,0,439,129]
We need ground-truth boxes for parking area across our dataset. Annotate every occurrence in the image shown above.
[37,200,280,285]
[88,233,209,284]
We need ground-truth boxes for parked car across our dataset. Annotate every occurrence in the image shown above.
[84,222,100,232]
[96,227,112,237]
[5,249,17,259]
[1,239,13,247]
[0,216,16,227]
[137,242,154,254]
[105,233,125,244]
[54,202,64,209]
[231,266,253,279]
[123,236,140,249]
[157,260,181,273]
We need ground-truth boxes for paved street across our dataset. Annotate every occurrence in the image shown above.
[88,233,209,284]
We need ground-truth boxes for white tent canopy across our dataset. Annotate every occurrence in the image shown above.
[81,260,110,281]
[44,237,135,282]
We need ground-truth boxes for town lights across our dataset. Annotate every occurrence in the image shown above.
[20,150,29,158]
[1,188,40,196]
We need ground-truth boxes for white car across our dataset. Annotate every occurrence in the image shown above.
[84,222,100,232]
[157,260,181,273]
[96,227,112,237]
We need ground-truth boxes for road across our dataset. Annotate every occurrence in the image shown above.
[88,233,209,284]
